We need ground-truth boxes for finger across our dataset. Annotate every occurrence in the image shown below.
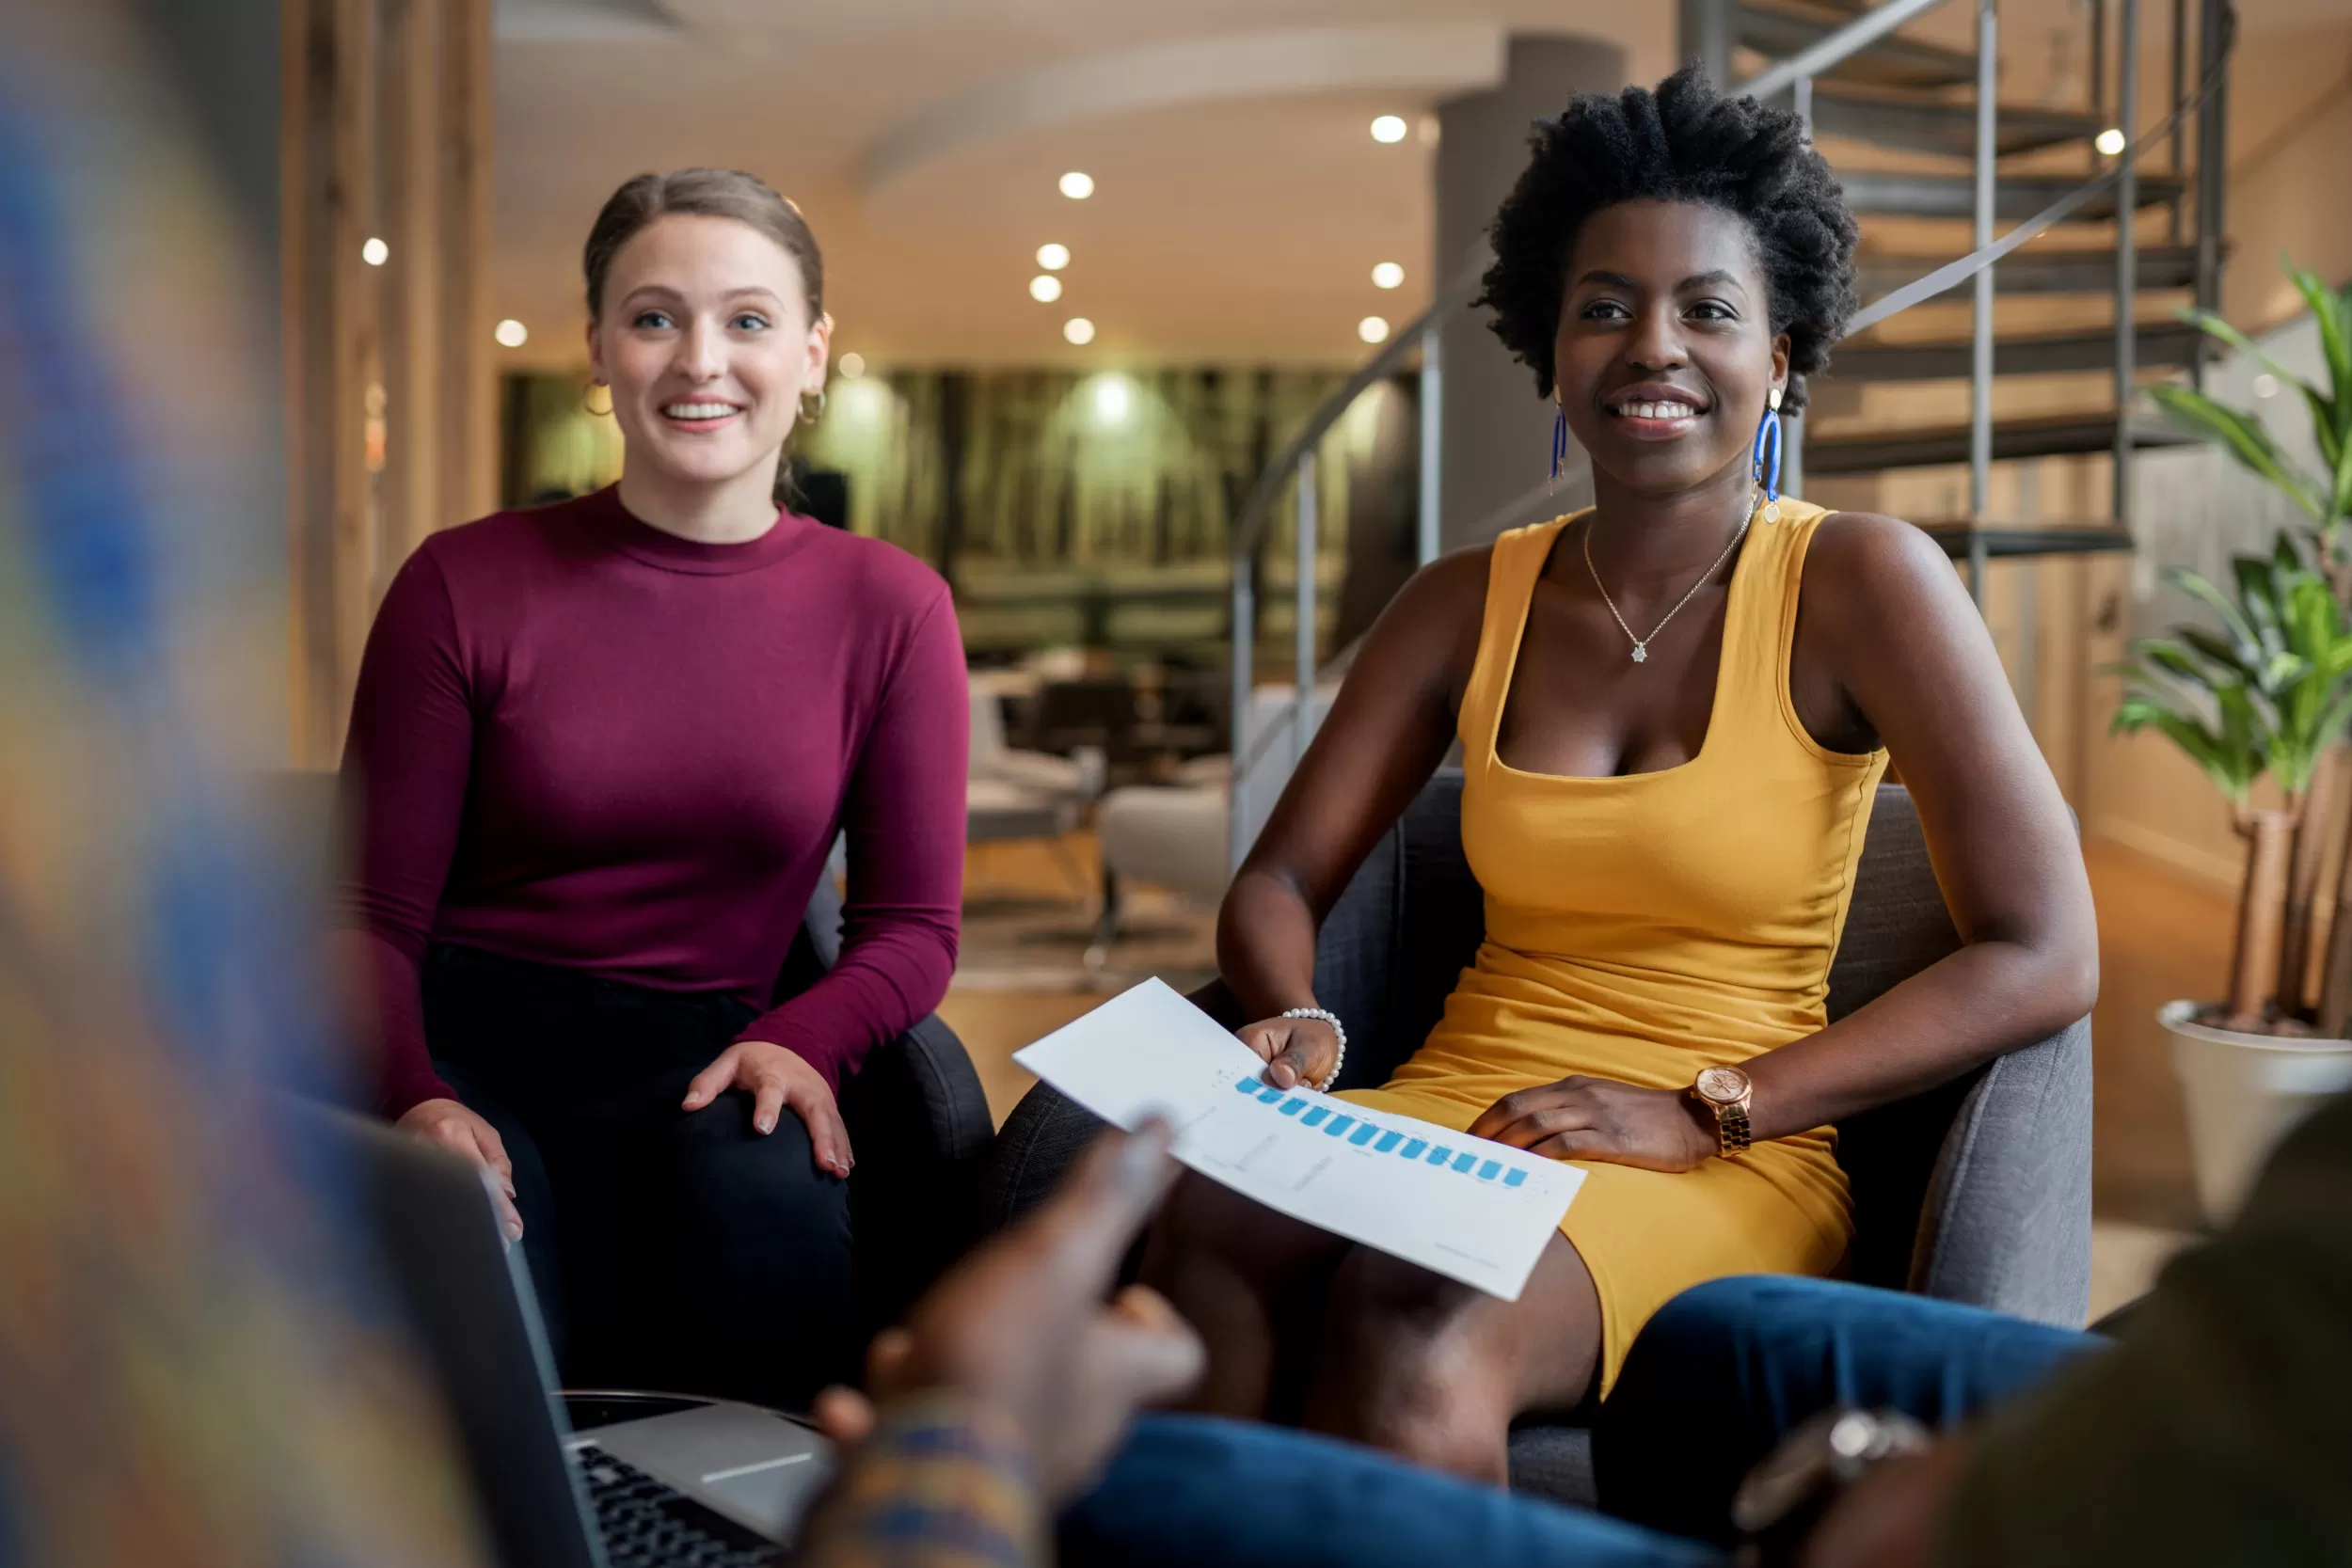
[1467,1086,1578,1142]
[751,1072,787,1137]
[812,1386,878,1446]
[682,1046,741,1111]
[1529,1130,1616,1164]
[1233,1024,1281,1067]
[787,1083,854,1177]
[1024,1121,1179,1291]
[1085,1312,1207,1409]
[1492,1103,1600,1151]
[492,1182,526,1243]
[469,1119,516,1196]
[864,1327,915,1402]
[1266,1034,1322,1092]
[1107,1283,1187,1334]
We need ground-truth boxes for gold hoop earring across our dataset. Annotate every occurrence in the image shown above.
[799,388,828,425]
[582,380,613,418]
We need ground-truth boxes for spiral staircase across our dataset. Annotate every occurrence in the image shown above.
[1220,0,2238,867]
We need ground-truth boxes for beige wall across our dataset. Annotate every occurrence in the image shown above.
[2217,23,2352,327]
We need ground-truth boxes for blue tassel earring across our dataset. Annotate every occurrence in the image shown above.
[1751,386,1785,523]
[1548,400,1568,494]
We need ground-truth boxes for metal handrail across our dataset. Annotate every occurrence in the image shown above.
[1221,0,2235,871]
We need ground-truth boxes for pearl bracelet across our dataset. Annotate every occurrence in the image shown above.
[1279,1006,1347,1093]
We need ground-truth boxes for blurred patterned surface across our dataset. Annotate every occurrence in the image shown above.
[0,8,489,1564]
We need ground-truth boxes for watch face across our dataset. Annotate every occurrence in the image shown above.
[1696,1066,1749,1105]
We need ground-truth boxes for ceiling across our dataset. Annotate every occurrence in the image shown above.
[488,0,2346,373]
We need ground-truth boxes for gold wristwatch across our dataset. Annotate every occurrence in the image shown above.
[1692,1065,1754,1156]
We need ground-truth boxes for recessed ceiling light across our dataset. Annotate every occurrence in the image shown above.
[2094,126,2126,155]
[1091,374,1134,427]
[1029,275,1064,303]
[361,236,389,266]
[1370,115,1407,144]
[839,352,866,380]
[1064,316,1096,345]
[1371,261,1405,290]
[494,318,528,347]
[2252,372,2280,398]
[1059,171,1095,199]
[1037,243,1071,271]
[1359,315,1391,344]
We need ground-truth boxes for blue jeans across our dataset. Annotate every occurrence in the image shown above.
[1062,1276,2095,1568]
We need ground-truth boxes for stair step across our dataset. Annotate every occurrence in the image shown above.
[1840,169,2185,220]
[1810,83,2102,158]
[1826,322,2203,382]
[1915,521,2137,560]
[1739,0,1978,88]
[1856,245,2201,298]
[1804,412,2201,475]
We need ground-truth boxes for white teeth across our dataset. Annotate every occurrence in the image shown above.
[1613,400,1697,420]
[663,402,738,420]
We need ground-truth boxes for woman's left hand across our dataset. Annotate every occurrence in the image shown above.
[683,1040,854,1178]
[1468,1075,1720,1172]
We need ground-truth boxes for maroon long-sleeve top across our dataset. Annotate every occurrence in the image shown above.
[339,485,968,1119]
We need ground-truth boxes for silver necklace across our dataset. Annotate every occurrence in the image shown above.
[1581,489,1759,665]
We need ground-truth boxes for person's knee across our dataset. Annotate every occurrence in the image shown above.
[666,1102,850,1245]
[1320,1253,1512,1476]
[1149,1168,1321,1276]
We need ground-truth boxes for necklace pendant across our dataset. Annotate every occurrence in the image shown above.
[1630,643,1648,664]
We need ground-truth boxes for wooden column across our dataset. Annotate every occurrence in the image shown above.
[281,0,491,766]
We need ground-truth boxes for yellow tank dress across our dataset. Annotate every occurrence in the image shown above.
[1338,499,1885,1396]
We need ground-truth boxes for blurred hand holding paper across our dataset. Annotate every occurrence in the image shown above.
[1014,979,1583,1301]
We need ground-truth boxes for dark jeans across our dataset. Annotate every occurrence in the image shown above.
[1061,1276,2098,1568]
[422,943,854,1410]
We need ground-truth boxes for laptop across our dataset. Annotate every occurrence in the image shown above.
[335,1110,837,1568]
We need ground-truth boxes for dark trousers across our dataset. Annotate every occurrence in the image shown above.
[422,943,855,1411]
[1062,1276,2098,1567]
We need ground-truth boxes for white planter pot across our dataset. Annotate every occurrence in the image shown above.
[2160,1000,2352,1223]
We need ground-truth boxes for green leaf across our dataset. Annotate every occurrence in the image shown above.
[2112,702,2257,807]
[2147,385,2329,525]
[2179,625,2250,672]
[2163,564,2267,660]
[2178,302,2312,393]
[2125,637,2226,685]
[2285,264,2352,441]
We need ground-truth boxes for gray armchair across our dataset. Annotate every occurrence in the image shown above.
[977,770,2091,1502]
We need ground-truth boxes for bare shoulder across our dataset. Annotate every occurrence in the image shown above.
[1340,541,1497,708]
[1370,542,1493,641]
[1807,510,1954,584]
[1804,511,1968,636]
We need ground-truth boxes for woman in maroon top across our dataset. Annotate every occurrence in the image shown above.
[341,169,967,1406]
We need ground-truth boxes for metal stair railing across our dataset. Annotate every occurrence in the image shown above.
[1223,0,2237,873]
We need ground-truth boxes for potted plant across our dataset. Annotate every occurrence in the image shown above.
[2110,538,2352,1219]
[2150,261,2352,1025]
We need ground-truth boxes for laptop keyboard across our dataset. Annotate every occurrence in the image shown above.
[579,1448,789,1568]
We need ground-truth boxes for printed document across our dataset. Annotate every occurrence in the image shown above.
[1013,978,1583,1300]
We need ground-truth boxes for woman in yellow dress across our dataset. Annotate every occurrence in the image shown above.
[1139,67,2098,1483]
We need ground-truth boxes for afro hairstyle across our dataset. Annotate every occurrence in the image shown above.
[1477,65,1859,412]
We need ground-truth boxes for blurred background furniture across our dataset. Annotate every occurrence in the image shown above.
[1089,682,1339,955]
[980,771,2094,1504]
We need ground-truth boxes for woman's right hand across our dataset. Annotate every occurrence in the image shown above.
[396,1097,525,1242]
[1237,1014,1341,1092]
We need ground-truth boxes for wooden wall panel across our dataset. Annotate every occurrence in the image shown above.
[281,0,490,766]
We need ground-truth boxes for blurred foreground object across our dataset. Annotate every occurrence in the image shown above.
[0,7,489,1565]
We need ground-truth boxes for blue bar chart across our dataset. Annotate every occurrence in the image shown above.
[1016,977,1585,1301]
[1230,1070,1538,1191]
